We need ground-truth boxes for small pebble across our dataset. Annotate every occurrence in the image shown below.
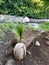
[35,41,40,46]
[27,51,31,55]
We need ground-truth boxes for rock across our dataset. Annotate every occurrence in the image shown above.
[0,60,3,65]
[22,28,35,48]
[27,51,31,55]
[40,30,45,33]
[45,40,49,45]
[14,43,26,60]
[0,41,3,44]
[45,36,49,40]
[5,59,16,65]
[0,15,4,22]
[35,41,40,46]
[23,17,30,23]
[40,32,49,40]
[40,32,48,37]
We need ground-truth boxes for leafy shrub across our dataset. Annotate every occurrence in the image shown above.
[0,0,49,19]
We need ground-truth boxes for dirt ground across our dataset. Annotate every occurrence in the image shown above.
[0,29,49,65]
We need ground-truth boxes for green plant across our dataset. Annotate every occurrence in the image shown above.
[40,22,49,31]
[16,22,24,43]
[0,0,49,19]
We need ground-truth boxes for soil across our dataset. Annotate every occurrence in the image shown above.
[0,29,49,65]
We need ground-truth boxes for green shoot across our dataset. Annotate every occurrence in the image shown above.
[16,22,24,43]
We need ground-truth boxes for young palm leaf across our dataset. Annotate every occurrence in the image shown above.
[16,22,24,42]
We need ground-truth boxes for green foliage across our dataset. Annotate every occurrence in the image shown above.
[40,22,49,31]
[0,22,16,32]
[16,22,24,42]
[0,22,24,41]
[0,0,49,19]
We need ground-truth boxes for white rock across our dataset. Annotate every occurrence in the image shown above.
[0,15,4,20]
[23,17,30,22]
[35,41,40,46]
[14,43,26,60]
[27,51,31,55]
[40,30,45,33]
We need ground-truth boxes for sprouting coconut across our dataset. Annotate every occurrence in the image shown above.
[14,22,26,60]
[14,43,26,60]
